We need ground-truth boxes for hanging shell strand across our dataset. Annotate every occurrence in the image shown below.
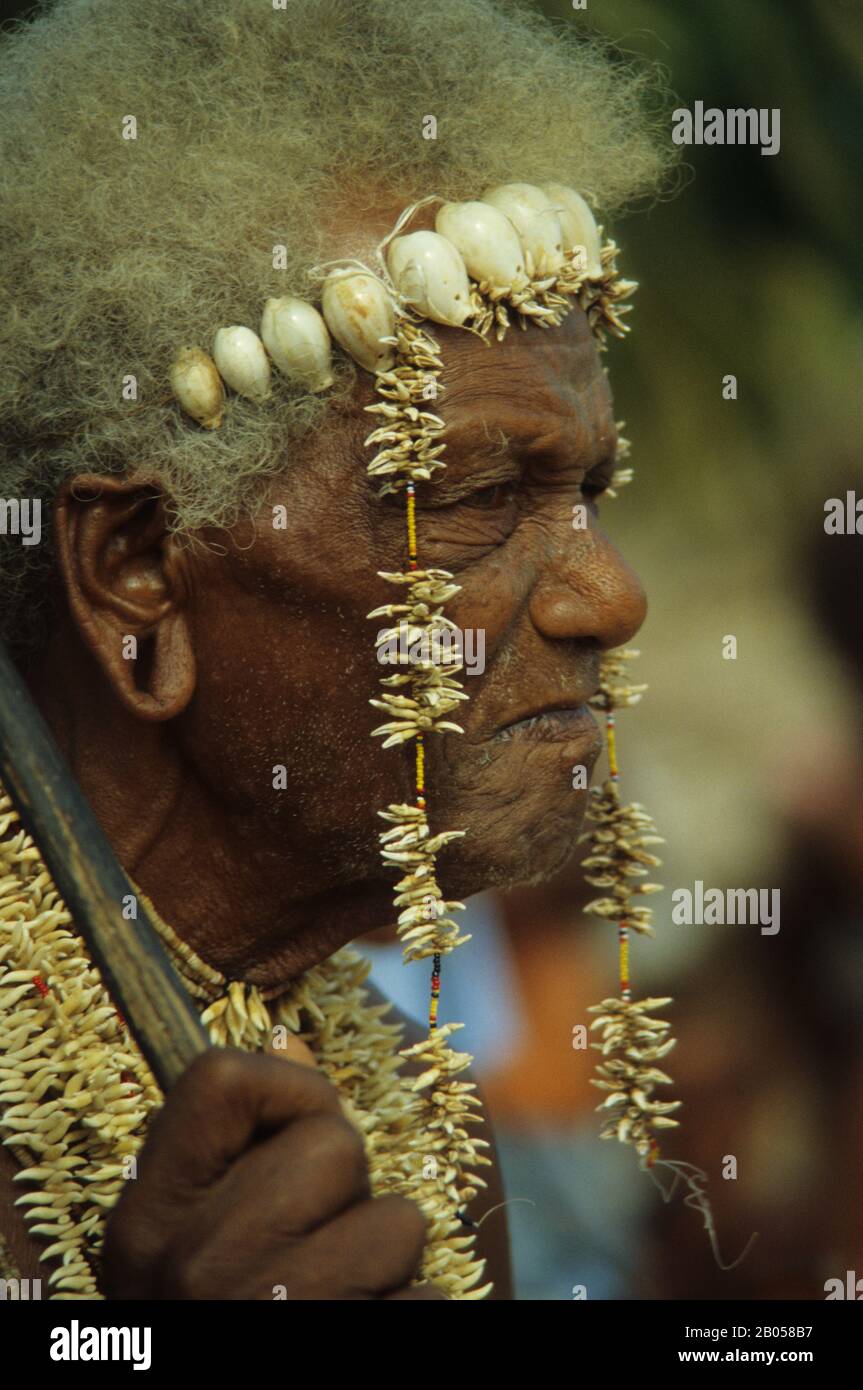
[580,665,754,1268]
[581,648,682,1168]
[362,310,492,1296]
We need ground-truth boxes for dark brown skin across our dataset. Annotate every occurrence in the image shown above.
[3,205,646,1298]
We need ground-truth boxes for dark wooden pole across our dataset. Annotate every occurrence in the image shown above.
[0,638,211,1091]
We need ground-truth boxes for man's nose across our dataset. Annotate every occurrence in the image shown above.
[528,525,647,650]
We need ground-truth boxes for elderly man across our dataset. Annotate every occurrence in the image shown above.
[0,0,668,1299]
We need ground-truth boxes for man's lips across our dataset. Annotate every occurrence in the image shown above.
[491,701,600,744]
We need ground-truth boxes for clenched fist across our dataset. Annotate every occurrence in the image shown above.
[102,1048,443,1299]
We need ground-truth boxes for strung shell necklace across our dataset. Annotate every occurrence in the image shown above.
[0,787,491,1300]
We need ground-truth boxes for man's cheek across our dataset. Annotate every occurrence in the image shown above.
[448,570,525,662]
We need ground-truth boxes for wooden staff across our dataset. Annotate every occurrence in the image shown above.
[0,638,210,1091]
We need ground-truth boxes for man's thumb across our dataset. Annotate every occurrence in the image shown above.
[265,1033,318,1069]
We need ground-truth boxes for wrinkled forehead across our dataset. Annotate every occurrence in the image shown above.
[440,307,614,445]
[337,305,617,484]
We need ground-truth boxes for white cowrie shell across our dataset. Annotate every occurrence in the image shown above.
[541,184,602,277]
[322,271,396,374]
[435,200,527,291]
[261,297,333,392]
[481,182,565,276]
[212,325,271,401]
[169,346,225,429]
[386,230,472,327]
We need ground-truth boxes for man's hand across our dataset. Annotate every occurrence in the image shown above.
[101,1048,441,1299]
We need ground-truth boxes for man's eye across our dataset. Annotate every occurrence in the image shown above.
[582,480,606,502]
[582,467,612,502]
[463,482,517,509]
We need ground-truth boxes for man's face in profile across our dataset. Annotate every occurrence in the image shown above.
[169,296,647,902]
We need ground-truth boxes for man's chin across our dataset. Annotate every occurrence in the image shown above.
[437,790,593,898]
[433,721,601,897]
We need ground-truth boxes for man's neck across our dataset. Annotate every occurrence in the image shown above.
[28,640,394,991]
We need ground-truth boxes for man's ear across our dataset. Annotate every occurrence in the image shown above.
[54,474,196,721]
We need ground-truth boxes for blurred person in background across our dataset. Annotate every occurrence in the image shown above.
[642,500,863,1299]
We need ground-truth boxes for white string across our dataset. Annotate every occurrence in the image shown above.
[373,193,445,275]
[474,1197,536,1230]
[305,254,380,286]
[645,1157,759,1272]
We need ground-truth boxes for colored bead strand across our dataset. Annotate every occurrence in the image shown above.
[607,697,665,1165]
[429,953,441,1032]
[606,712,619,783]
[410,481,425,808]
[607,711,631,998]
[405,483,443,1034]
[416,733,425,809]
[406,483,418,571]
[618,924,631,1002]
